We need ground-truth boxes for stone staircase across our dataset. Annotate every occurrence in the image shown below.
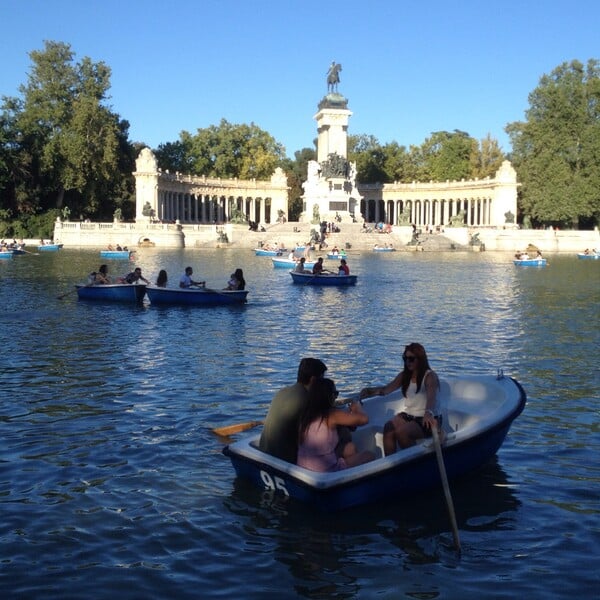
[237,222,465,252]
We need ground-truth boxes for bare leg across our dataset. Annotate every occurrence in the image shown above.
[384,415,425,454]
[383,420,397,456]
[341,441,358,460]
[395,419,424,449]
[344,450,375,467]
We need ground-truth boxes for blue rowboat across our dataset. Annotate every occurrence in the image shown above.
[255,248,283,256]
[37,243,63,252]
[100,250,132,259]
[373,246,396,252]
[76,283,147,303]
[513,258,547,267]
[223,373,526,511]
[577,252,600,260]
[271,257,316,269]
[290,272,358,286]
[145,286,248,306]
[326,252,347,259]
[0,251,13,259]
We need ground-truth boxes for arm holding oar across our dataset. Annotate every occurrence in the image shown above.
[179,266,205,288]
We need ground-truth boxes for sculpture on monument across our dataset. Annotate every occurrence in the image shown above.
[327,61,342,93]
[321,152,349,178]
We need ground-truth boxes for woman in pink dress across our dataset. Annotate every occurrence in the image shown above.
[297,378,375,472]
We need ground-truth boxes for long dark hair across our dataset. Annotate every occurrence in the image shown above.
[400,342,432,395]
[234,268,245,290]
[298,378,337,443]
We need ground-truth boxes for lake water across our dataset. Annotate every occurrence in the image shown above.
[0,248,598,599]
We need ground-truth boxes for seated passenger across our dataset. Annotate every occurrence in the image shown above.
[312,257,328,275]
[338,258,349,275]
[179,266,205,288]
[225,268,245,290]
[297,378,375,472]
[259,358,328,462]
[156,269,168,287]
[295,257,311,273]
[360,342,441,455]
[89,264,110,285]
[122,267,150,284]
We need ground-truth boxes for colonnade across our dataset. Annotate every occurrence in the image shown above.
[361,196,495,227]
[158,190,272,225]
[357,161,519,228]
[134,148,289,227]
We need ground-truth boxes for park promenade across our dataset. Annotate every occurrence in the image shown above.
[48,219,599,253]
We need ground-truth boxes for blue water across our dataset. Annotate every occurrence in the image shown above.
[0,248,598,598]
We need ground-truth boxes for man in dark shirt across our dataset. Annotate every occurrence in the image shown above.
[259,358,327,463]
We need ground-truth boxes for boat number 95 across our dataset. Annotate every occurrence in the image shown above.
[260,470,289,496]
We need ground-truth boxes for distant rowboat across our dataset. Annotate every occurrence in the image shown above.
[290,272,358,286]
[145,286,248,306]
[513,258,547,267]
[38,243,63,252]
[272,257,316,269]
[76,283,147,303]
[100,250,132,259]
[255,248,283,256]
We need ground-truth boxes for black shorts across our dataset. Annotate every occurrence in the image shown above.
[399,412,442,437]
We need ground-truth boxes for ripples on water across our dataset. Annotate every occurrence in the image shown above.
[0,249,598,598]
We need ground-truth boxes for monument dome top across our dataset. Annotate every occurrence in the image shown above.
[318,93,348,109]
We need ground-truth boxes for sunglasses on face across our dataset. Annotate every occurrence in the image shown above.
[403,355,417,363]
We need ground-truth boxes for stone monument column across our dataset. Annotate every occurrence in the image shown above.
[133,148,159,222]
[300,63,363,224]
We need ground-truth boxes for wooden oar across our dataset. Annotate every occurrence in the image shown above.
[212,397,356,438]
[57,286,79,299]
[57,282,93,299]
[212,420,263,437]
[432,426,461,554]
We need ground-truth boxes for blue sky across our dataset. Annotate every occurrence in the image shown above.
[1,0,598,158]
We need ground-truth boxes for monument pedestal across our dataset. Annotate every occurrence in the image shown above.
[300,92,362,224]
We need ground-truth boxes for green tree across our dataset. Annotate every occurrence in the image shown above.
[157,119,286,180]
[347,134,388,183]
[506,59,600,228]
[282,147,316,221]
[470,134,506,179]
[417,130,476,182]
[0,41,135,225]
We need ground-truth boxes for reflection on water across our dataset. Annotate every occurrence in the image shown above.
[0,249,598,598]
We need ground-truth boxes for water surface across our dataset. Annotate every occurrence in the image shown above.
[0,249,598,598]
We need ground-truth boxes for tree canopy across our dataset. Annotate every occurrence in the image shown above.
[154,119,286,180]
[348,130,504,184]
[506,59,600,228]
[0,41,135,235]
[1,42,598,233]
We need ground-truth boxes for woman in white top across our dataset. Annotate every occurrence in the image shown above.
[359,342,440,455]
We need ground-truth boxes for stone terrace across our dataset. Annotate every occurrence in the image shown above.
[233,222,463,252]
